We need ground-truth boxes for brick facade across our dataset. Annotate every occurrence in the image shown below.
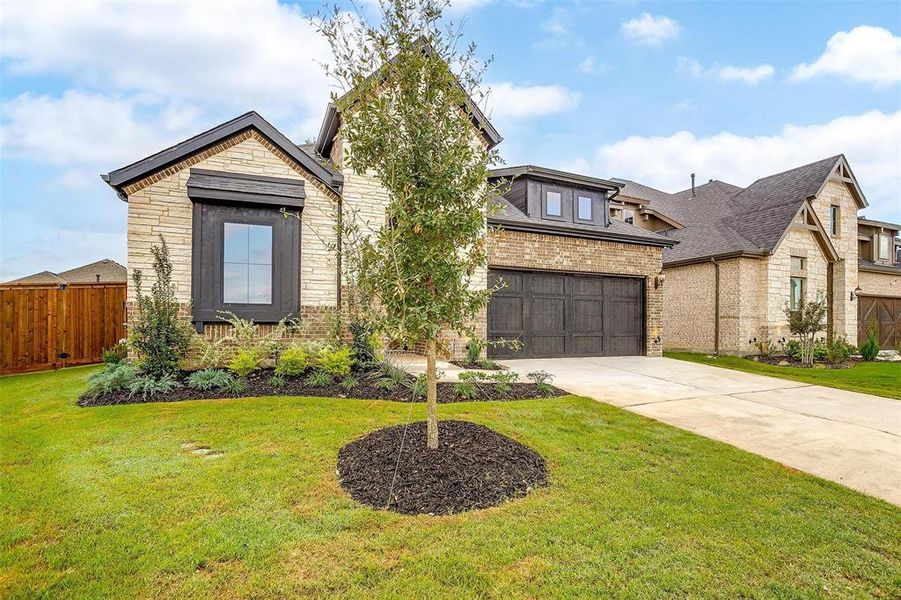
[488,228,665,357]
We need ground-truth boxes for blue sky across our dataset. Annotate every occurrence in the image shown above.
[1,0,899,281]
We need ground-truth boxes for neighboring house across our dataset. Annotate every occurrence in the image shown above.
[3,259,127,286]
[615,156,901,352]
[105,106,673,359]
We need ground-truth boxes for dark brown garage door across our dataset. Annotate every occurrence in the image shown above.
[858,295,900,350]
[487,269,644,359]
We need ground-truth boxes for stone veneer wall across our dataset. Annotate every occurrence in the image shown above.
[124,131,341,339]
[488,228,664,357]
[858,270,901,298]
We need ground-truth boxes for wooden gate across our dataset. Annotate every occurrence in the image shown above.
[857,295,900,350]
[0,283,126,375]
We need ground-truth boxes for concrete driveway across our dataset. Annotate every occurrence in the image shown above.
[502,356,901,506]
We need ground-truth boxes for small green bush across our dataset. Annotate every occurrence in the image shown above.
[349,321,377,367]
[490,370,519,394]
[458,370,489,383]
[465,338,485,364]
[128,373,181,399]
[373,359,408,386]
[102,341,128,365]
[222,377,247,395]
[275,344,311,377]
[85,362,139,398]
[340,375,358,390]
[754,339,777,359]
[375,377,398,391]
[783,340,803,361]
[454,380,478,400]
[229,349,261,378]
[411,373,427,399]
[187,369,234,391]
[316,346,354,377]
[307,371,333,388]
[860,322,880,361]
[268,374,286,388]
[527,370,554,395]
[813,338,828,362]
[826,336,855,366]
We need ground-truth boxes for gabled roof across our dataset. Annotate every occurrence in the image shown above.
[103,112,343,198]
[314,38,502,158]
[3,259,126,285]
[625,155,869,265]
[3,271,65,285]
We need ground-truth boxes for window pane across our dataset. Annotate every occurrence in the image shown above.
[830,206,838,235]
[879,235,890,258]
[546,191,562,216]
[624,209,634,225]
[248,224,272,264]
[224,223,248,263]
[248,264,272,303]
[790,277,803,309]
[577,196,592,220]
[223,262,248,303]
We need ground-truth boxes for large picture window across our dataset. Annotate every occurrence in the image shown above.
[223,223,272,304]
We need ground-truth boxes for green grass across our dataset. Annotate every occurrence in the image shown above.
[665,351,901,399]
[2,367,899,598]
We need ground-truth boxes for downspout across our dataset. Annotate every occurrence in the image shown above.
[826,259,834,343]
[336,195,343,312]
[712,257,720,354]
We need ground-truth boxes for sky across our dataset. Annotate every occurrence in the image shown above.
[1,0,899,281]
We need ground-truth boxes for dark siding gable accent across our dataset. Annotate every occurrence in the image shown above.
[186,169,305,209]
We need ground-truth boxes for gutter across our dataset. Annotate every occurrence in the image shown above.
[712,257,720,354]
[664,250,768,269]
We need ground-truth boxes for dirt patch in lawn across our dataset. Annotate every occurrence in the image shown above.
[337,420,548,515]
[77,368,568,407]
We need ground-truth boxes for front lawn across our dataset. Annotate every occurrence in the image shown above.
[2,367,899,598]
[665,351,901,399]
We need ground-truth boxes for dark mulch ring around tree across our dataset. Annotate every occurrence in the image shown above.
[448,360,507,370]
[77,368,568,407]
[751,356,861,369]
[337,420,548,515]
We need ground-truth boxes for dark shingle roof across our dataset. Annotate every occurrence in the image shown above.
[3,271,66,285]
[611,178,674,205]
[622,156,849,265]
[3,259,126,285]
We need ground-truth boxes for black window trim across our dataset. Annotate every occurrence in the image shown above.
[541,185,567,221]
[575,192,594,223]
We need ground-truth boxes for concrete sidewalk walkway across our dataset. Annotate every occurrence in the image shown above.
[501,356,901,506]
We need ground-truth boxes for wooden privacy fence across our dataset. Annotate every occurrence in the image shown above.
[0,283,126,375]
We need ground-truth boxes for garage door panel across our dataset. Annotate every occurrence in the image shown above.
[487,269,644,359]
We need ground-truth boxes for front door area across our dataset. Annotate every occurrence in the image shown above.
[487,268,644,359]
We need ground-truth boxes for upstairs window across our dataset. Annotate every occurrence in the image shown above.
[623,208,635,225]
[829,205,839,236]
[545,191,562,217]
[791,256,806,272]
[879,235,891,260]
[577,195,592,221]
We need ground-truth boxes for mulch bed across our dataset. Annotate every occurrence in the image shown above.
[77,368,568,407]
[337,420,548,515]
[752,356,861,369]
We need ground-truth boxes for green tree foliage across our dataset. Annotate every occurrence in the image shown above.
[130,236,193,379]
[783,292,827,366]
[318,0,505,448]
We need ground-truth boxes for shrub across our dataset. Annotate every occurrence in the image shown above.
[187,335,231,370]
[527,370,555,395]
[129,236,193,379]
[783,292,828,365]
[374,358,408,385]
[215,311,302,360]
[340,375,358,390]
[812,338,828,362]
[349,321,377,367]
[102,341,128,365]
[454,380,478,400]
[458,370,489,383]
[187,369,234,391]
[490,371,519,394]
[465,338,485,364]
[268,374,286,388]
[315,346,355,377]
[275,344,311,377]
[128,373,181,399]
[826,336,855,366]
[479,359,499,369]
[375,377,398,391]
[411,373,427,399]
[221,377,247,395]
[307,371,333,388]
[85,362,139,398]
[228,348,261,378]
[754,339,777,359]
[783,340,803,361]
[859,322,880,361]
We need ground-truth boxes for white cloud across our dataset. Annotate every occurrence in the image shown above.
[0,229,126,283]
[0,0,334,117]
[621,13,680,46]
[576,55,611,75]
[485,82,580,119]
[678,57,774,85]
[585,110,901,220]
[0,91,200,169]
[791,26,901,87]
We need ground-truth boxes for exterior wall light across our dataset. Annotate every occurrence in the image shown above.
[851,286,862,302]
[654,272,666,289]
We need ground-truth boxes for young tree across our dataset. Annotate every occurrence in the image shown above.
[783,292,827,365]
[318,0,503,448]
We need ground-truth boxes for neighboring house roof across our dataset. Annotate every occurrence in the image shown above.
[610,178,674,205]
[103,112,343,198]
[626,155,866,265]
[315,38,502,158]
[3,259,126,285]
[858,217,901,231]
[858,258,901,274]
[489,197,675,248]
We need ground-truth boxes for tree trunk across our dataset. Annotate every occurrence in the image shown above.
[426,338,439,450]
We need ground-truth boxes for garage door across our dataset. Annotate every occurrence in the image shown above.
[858,295,900,350]
[487,269,644,359]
